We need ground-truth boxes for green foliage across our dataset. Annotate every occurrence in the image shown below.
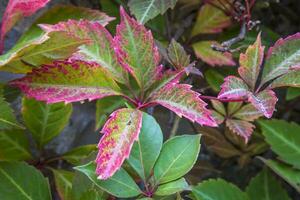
[22,97,72,148]
[0,161,51,200]
[0,130,31,161]
[155,178,189,196]
[52,169,74,200]
[0,93,22,130]
[259,119,300,169]
[246,169,291,200]
[154,135,201,184]
[74,162,141,198]
[192,179,249,200]
[127,113,163,180]
[62,145,97,165]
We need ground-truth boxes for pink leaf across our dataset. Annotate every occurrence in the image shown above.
[10,60,120,104]
[218,76,249,100]
[248,89,278,118]
[226,119,255,143]
[193,41,236,67]
[96,108,143,179]
[113,7,160,89]
[0,0,50,53]
[148,82,217,127]
[238,33,265,90]
[40,20,126,83]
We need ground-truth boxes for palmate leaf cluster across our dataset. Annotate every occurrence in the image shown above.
[0,0,300,199]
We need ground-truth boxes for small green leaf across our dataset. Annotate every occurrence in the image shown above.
[167,39,190,70]
[0,130,32,161]
[62,145,97,165]
[95,96,126,130]
[74,161,141,198]
[155,178,189,196]
[127,113,163,180]
[0,93,23,130]
[0,161,51,200]
[259,119,300,169]
[192,179,249,200]
[246,168,291,200]
[261,158,300,193]
[22,97,72,148]
[128,0,178,24]
[154,135,201,184]
[52,169,74,200]
[211,100,226,115]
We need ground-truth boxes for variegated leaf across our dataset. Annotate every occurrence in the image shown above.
[248,89,278,118]
[167,39,190,70]
[114,7,160,89]
[226,119,255,142]
[218,76,249,100]
[191,1,232,36]
[271,70,300,88]
[96,108,143,180]
[128,0,178,24]
[10,60,120,104]
[0,0,50,53]
[40,20,126,83]
[234,103,263,122]
[238,33,265,90]
[192,41,236,67]
[0,5,113,73]
[261,33,300,85]
[148,82,217,126]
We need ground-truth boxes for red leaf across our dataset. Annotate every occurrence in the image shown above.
[113,7,161,89]
[0,0,50,53]
[226,119,255,143]
[248,89,278,118]
[10,60,120,104]
[40,20,126,83]
[218,76,249,100]
[148,82,217,127]
[96,108,143,179]
[238,33,265,90]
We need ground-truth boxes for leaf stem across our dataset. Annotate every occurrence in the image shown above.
[200,95,246,102]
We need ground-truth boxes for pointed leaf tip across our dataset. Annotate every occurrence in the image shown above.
[96,108,143,180]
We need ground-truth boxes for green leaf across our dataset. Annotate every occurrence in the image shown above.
[204,69,225,92]
[271,70,300,88]
[0,130,32,161]
[22,97,72,148]
[155,178,189,196]
[261,158,300,193]
[74,161,141,198]
[261,33,300,85]
[259,119,300,169]
[246,168,291,200]
[191,2,231,36]
[167,39,190,70]
[71,170,107,200]
[154,134,201,184]
[0,161,51,200]
[62,145,97,165]
[95,96,126,130]
[192,41,235,67]
[127,112,163,180]
[128,0,178,24]
[286,87,300,100]
[192,179,249,200]
[52,169,74,200]
[211,100,226,115]
[0,93,23,130]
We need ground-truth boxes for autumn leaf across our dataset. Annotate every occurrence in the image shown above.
[10,60,120,104]
[0,0,50,53]
[96,108,143,180]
